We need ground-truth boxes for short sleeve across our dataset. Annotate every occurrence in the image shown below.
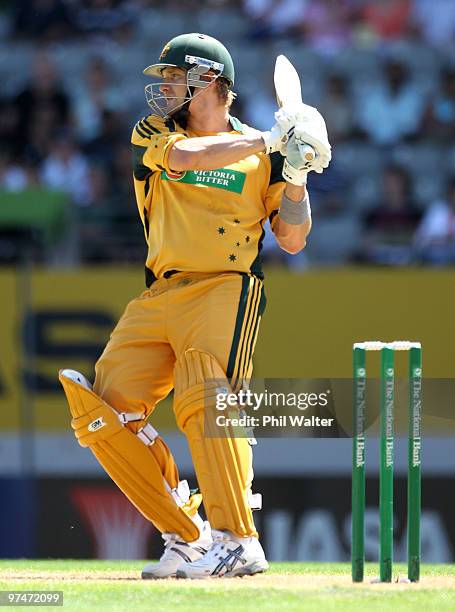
[131,115,187,176]
[264,152,285,228]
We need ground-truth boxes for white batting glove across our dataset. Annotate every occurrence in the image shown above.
[261,107,294,154]
[275,103,332,171]
[282,132,331,185]
[282,134,312,185]
[293,105,332,172]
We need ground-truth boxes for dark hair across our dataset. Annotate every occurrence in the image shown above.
[215,77,235,108]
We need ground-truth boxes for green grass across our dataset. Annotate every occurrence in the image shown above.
[1,561,455,611]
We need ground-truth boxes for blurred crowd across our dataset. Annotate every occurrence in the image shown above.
[0,0,455,267]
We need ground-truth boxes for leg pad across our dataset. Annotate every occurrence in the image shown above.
[59,369,200,542]
[173,350,258,538]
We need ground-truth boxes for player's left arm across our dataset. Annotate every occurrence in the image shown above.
[265,151,312,256]
[271,116,332,253]
[273,183,311,255]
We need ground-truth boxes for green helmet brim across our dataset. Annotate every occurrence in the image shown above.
[143,63,178,77]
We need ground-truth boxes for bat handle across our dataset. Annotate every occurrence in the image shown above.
[298,143,316,163]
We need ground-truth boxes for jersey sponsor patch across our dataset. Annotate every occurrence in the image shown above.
[162,168,246,194]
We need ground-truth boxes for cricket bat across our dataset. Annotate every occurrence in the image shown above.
[274,54,315,162]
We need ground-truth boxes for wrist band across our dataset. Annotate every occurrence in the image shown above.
[278,192,311,225]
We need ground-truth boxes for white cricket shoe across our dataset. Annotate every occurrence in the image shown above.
[142,521,212,579]
[176,530,269,579]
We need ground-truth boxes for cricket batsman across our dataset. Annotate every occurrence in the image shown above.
[59,33,331,579]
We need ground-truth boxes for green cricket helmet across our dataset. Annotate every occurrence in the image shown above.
[143,33,235,117]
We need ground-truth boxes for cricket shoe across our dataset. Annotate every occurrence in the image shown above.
[142,521,212,579]
[176,530,269,579]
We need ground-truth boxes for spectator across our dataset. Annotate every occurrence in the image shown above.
[413,0,455,48]
[12,52,71,161]
[355,59,426,146]
[75,0,136,40]
[84,109,127,166]
[302,0,355,55]
[77,164,115,262]
[359,0,412,43]
[73,57,126,142]
[77,149,142,263]
[357,165,422,265]
[243,0,308,40]
[414,179,455,264]
[306,158,348,215]
[109,144,145,261]
[40,130,91,206]
[12,0,76,42]
[109,143,136,214]
[25,106,60,164]
[318,74,355,144]
[0,152,39,192]
[423,67,455,143]
[0,100,22,160]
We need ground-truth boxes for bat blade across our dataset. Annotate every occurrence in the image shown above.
[274,54,303,108]
[274,54,315,163]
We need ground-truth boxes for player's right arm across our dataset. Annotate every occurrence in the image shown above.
[167,114,292,172]
[168,133,266,172]
[132,115,266,175]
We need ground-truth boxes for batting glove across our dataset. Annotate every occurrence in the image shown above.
[282,134,311,185]
[282,133,330,185]
[293,105,332,172]
[261,107,294,154]
[273,103,331,171]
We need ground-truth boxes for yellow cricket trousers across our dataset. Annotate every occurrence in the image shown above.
[94,271,265,423]
[92,271,265,537]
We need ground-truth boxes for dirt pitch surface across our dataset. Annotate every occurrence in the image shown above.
[3,568,455,589]
[1,561,455,611]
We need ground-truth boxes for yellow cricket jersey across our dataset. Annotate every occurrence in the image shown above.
[131,113,285,285]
